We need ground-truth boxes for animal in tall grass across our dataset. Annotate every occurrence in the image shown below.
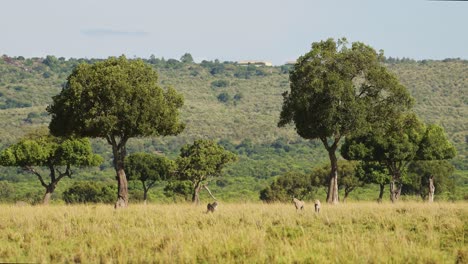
[206,201,218,213]
[292,198,304,211]
[314,200,321,213]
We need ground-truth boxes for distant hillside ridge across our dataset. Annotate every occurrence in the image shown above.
[0,56,466,170]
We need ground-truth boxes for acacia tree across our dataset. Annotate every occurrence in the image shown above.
[0,133,102,204]
[279,38,412,204]
[177,139,237,204]
[407,160,455,202]
[355,162,390,202]
[125,153,175,204]
[47,56,184,208]
[309,161,361,202]
[341,114,456,202]
[259,171,315,202]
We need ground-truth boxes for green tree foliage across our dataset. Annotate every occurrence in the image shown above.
[211,80,229,88]
[355,162,390,202]
[0,181,15,202]
[125,153,175,203]
[341,114,456,202]
[278,38,413,204]
[259,171,315,202]
[180,53,194,64]
[309,161,361,202]
[0,131,102,204]
[163,180,192,202]
[62,181,115,204]
[217,92,231,103]
[47,56,185,208]
[406,160,455,201]
[177,139,237,204]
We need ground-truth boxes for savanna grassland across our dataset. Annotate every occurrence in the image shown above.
[0,202,466,263]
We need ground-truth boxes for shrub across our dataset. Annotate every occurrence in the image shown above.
[63,181,115,204]
[217,92,231,103]
[211,80,229,88]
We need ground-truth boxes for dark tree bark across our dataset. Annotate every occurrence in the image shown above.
[378,183,385,203]
[111,137,129,209]
[43,184,56,205]
[322,137,340,204]
[192,181,203,204]
[25,164,70,205]
[326,149,339,204]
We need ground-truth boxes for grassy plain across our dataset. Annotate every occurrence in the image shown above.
[0,202,466,263]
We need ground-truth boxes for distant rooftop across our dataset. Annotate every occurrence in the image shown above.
[237,60,272,67]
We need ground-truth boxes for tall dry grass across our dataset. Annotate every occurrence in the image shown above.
[0,202,466,263]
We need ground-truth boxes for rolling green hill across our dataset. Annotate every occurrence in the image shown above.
[0,55,466,202]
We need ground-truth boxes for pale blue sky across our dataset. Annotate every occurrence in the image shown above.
[1,0,467,64]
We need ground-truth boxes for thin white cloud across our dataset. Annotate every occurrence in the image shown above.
[82,29,149,37]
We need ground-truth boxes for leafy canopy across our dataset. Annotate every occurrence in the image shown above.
[177,139,237,183]
[0,134,102,168]
[279,38,413,140]
[125,153,175,183]
[341,113,456,163]
[47,55,185,140]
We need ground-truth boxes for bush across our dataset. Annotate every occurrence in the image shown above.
[164,181,192,202]
[217,92,231,103]
[259,172,315,202]
[211,80,229,88]
[0,181,15,202]
[63,181,115,204]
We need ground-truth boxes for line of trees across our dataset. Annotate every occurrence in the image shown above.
[278,38,456,204]
[0,38,459,205]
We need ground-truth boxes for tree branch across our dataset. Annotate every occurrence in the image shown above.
[203,184,217,200]
[55,164,72,183]
[24,166,48,188]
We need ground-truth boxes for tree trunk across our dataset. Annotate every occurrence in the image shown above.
[142,181,148,205]
[326,150,339,204]
[343,191,349,203]
[112,142,128,209]
[378,183,385,203]
[43,184,56,205]
[428,175,435,203]
[192,182,202,204]
[390,180,402,203]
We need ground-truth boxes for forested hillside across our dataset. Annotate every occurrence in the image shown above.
[0,55,466,202]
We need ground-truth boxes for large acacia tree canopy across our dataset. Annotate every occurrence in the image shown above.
[278,38,413,140]
[0,135,102,168]
[47,56,185,140]
[341,113,456,162]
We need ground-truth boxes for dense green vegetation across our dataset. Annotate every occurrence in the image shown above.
[0,54,466,203]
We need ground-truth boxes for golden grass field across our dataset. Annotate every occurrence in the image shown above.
[0,202,466,263]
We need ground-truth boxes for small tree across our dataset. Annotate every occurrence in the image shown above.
[259,171,315,202]
[355,162,390,202]
[0,132,102,204]
[177,139,237,204]
[309,161,361,202]
[163,180,192,202]
[63,181,115,204]
[47,56,184,208]
[341,114,456,202]
[407,160,455,202]
[125,153,175,204]
[180,53,194,64]
[279,38,413,204]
